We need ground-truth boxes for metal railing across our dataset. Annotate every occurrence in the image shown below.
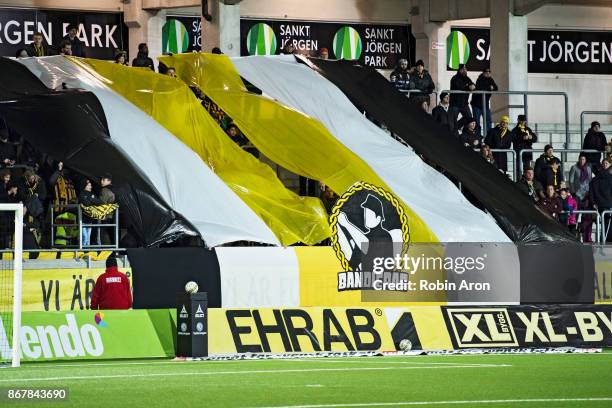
[50,204,119,250]
[600,210,612,244]
[560,210,600,244]
[518,149,603,175]
[440,90,570,152]
[580,111,612,144]
[475,148,517,181]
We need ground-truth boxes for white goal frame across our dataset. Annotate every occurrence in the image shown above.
[0,204,24,368]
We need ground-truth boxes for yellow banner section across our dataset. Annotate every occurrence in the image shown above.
[0,268,132,312]
[595,258,612,304]
[159,53,438,244]
[208,307,451,353]
[74,57,330,246]
[295,247,448,306]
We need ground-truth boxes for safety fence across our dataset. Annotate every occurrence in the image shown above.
[518,148,603,176]
[50,204,119,250]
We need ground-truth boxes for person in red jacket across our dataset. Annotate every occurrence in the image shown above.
[90,256,132,310]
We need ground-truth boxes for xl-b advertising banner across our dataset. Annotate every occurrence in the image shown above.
[240,18,415,69]
[446,26,612,74]
[0,7,127,59]
[442,305,612,349]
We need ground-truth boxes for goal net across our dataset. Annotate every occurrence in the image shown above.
[0,204,23,368]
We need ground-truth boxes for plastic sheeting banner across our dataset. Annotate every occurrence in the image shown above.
[159,53,438,244]
[80,57,330,246]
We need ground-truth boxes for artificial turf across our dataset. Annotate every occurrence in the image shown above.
[0,352,610,407]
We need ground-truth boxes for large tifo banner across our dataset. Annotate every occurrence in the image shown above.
[446,27,612,74]
[0,7,127,59]
[3,306,611,362]
[240,18,415,69]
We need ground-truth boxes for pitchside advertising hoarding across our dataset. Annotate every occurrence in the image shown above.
[0,7,127,59]
[240,18,416,70]
[446,26,612,74]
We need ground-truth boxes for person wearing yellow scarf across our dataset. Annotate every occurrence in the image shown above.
[484,115,513,175]
[511,114,538,176]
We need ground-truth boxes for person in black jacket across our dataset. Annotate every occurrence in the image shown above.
[470,68,498,133]
[583,121,607,172]
[460,117,482,149]
[431,93,460,137]
[485,115,512,174]
[450,64,475,111]
[390,59,410,91]
[511,114,538,176]
[78,179,103,247]
[590,159,612,242]
[534,144,561,184]
[0,129,16,167]
[63,25,85,57]
[132,43,154,70]
[541,158,564,192]
[25,32,48,57]
[409,59,435,106]
[516,167,544,203]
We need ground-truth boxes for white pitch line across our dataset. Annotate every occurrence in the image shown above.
[0,364,510,383]
[253,397,612,408]
[279,360,505,367]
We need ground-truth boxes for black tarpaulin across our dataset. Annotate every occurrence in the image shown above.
[304,57,575,243]
[0,57,197,247]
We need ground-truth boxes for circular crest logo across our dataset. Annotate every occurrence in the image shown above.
[333,26,363,60]
[330,182,409,272]
[196,322,204,332]
[446,30,470,69]
[180,322,188,332]
[162,19,189,54]
[246,23,277,55]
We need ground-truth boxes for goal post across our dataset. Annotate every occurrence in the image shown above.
[0,204,23,368]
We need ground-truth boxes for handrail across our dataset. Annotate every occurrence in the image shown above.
[518,148,603,174]
[398,89,438,112]
[601,210,612,244]
[475,148,517,181]
[580,111,612,145]
[50,203,119,250]
[440,90,570,155]
[559,210,600,243]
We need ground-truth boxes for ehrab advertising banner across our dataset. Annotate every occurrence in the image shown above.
[0,268,132,312]
[240,18,415,69]
[0,8,127,59]
[162,15,201,54]
[442,305,612,349]
[446,26,612,74]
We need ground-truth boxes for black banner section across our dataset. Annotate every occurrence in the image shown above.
[448,27,612,75]
[0,8,127,59]
[240,18,415,69]
[176,292,208,358]
[442,305,612,349]
[0,57,197,247]
[303,57,576,243]
[129,248,221,309]
[519,243,594,304]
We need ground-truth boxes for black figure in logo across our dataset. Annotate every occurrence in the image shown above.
[336,194,400,271]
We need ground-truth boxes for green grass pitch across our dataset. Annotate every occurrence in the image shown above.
[0,352,611,407]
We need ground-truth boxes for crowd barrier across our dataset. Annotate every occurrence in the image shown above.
[50,204,120,249]
[5,304,611,362]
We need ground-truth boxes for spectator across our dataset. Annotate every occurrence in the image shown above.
[590,159,612,242]
[431,92,460,137]
[318,48,329,60]
[420,100,430,112]
[470,68,498,133]
[114,50,128,65]
[49,161,77,209]
[559,188,578,233]
[541,157,564,192]
[450,64,475,111]
[460,117,482,149]
[480,144,496,167]
[568,154,592,204]
[211,47,223,55]
[132,43,154,70]
[390,59,410,91]
[98,173,116,245]
[485,115,512,174]
[534,145,560,183]
[408,59,435,106]
[0,129,16,167]
[78,179,103,247]
[320,185,338,214]
[282,43,296,55]
[15,49,28,58]
[226,124,247,147]
[0,170,10,200]
[511,114,538,176]
[90,255,132,310]
[59,40,72,56]
[582,121,607,173]
[63,24,84,57]
[516,167,544,203]
[540,185,563,220]
[166,67,177,78]
[23,169,46,211]
[25,32,48,57]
